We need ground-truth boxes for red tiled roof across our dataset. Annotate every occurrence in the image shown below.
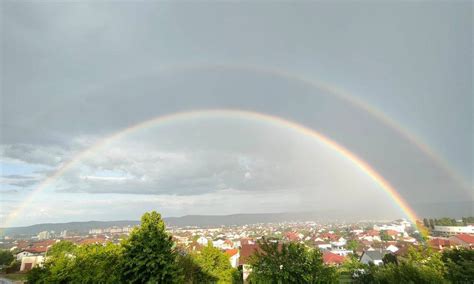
[429,238,451,247]
[32,240,56,247]
[225,249,239,257]
[78,238,107,245]
[240,238,254,245]
[322,251,345,265]
[16,241,31,250]
[285,232,300,241]
[25,247,48,253]
[386,230,399,236]
[452,234,474,244]
[320,233,339,241]
[239,244,260,265]
[365,230,379,236]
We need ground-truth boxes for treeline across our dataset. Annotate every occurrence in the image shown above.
[26,211,474,283]
[423,216,474,229]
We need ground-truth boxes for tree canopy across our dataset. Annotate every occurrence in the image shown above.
[193,245,236,283]
[0,249,14,266]
[120,211,182,283]
[248,238,338,283]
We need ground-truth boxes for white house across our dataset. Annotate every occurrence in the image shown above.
[196,236,209,246]
[20,255,44,271]
[317,243,332,250]
[330,249,352,256]
[373,224,405,233]
[360,250,389,266]
[386,244,399,253]
[212,239,225,249]
[16,251,36,261]
[225,249,240,268]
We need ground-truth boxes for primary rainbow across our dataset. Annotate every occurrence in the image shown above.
[2,109,421,228]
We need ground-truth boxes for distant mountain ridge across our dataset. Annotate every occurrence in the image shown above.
[0,211,352,237]
[1,200,471,237]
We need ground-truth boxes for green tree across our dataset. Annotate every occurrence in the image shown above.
[27,243,122,284]
[355,246,447,283]
[422,218,429,228]
[428,219,435,230]
[121,211,182,283]
[177,253,216,284]
[248,238,337,283]
[0,249,14,266]
[46,240,77,258]
[346,240,360,253]
[71,243,123,283]
[379,230,392,241]
[193,245,236,283]
[442,248,474,282]
[382,253,398,265]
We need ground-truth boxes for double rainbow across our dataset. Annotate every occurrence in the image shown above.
[2,109,421,228]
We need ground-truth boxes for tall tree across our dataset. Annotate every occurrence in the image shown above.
[248,238,337,283]
[121,211,182,283]
[193,245,236,283]
[442,248,474,282]
[0,250,14,266]
[176,253,216,284]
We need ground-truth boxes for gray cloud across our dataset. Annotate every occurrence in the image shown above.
[1,1,471,225]
[1,144,65,166]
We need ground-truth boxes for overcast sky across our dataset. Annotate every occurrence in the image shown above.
[1,1,472,226]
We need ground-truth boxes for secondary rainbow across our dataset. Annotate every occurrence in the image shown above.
[180,63,469,191]
[2,109,421,229]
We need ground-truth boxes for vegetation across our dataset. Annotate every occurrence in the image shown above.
[423,216,474,229]
[346,240,361,253]
[0,249,14,266]
[248,238,338,283]
[120,211,182,283]
[379,230,392,241]
[27,242,122,283]
[177,253,216,283]
[193,245,237,283]
[26,211,237,284]
[441,248,474,282]
[344,246,474,283]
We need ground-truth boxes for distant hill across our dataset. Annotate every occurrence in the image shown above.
[0,211,351,237]
[1,200,471,237]
[0,220,141,237]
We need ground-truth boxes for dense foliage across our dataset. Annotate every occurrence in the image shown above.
[346,246,474,283]
[26,211,237,284]
[120,211,182,283]
[442,248,474,282]
[27,242,122,283]
[0,249,14,266]
[193,245,237,283]
[423,216,474,228]
[248,238,338,283]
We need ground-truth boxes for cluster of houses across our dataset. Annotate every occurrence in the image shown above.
[4,219,473,281]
